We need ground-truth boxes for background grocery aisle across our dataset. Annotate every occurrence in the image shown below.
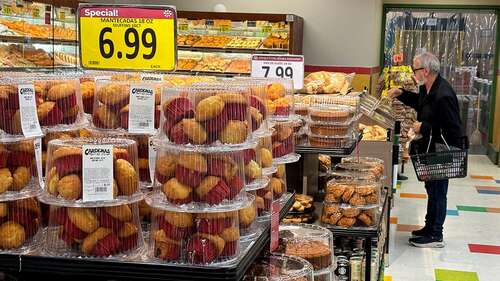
[385,156,500,281]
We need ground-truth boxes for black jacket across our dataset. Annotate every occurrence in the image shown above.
[397,74,463,152]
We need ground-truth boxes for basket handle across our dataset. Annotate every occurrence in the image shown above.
[425,129,450,153]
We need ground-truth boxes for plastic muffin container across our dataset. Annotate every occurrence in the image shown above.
[85,130,155,186]
[230,79,270,133]
[277,224,333,271]
[159,84,252,146]
[147,191,249,265]
[335,162,384,182]
[239,193,258,240]
[256,131,277,175]
[92,80,162,134]
[79,77,95,114]
[42,127,88,176]
[0,138,41,200]
[246,184,273,218]
[153,143,248,208]
[321,203,380,228]
[270,165,287,201]
[325,179,381,207]
[0,77,85,138]
[0,196,42,253]
[308,105,356,123]
[42,198,145,258]
[271,118,301,164]
[307,133,356,148]
[45,138,141,204]
[243,254,314,281]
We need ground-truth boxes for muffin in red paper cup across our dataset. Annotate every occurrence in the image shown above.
[229,79,270,133]
[238,193,258,240]
[255,131,276,176]
[242,140,269,190]
[92,80,162,134]
[0,195,42,254]
[153,142,248,208]
[159,84,252,146]
[147,191,249,265]
[270,165,287,201]
[271,118,301,165]
[246,183,273,219]
[42,195,145,258]
[45,138,141,203]
[0,138,41,201]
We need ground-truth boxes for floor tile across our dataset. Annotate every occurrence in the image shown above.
[475,186,500,191]
[396,224,423,232]
[400,193,427,199]
[456,205,487,212]
[384,276,392,281]
[447,209,459,216]
[434,269,479,281]
[471,175,495,180]
[486,208,500,213]
[390,217,398,224]
[468,244,500,255]
[476,189,500,195]
[495,180,500,184]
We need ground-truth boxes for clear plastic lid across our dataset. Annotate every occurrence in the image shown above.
[320,202,380,228]
[44,138,142,205]
[44,201,145,258]
[308,104,356,123]
[92,80,163,135]
[158,83,253,147]
[147,192,244,265]
[243,254,314,281]
[0,196,42,254]
[277,224,333,271]
[0,137,42,202]
[341,157,385,174]
[335,162,384,181]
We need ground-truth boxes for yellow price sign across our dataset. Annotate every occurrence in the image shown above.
[78,5,177,71]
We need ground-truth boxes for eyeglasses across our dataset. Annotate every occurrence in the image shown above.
[412,66,424,73]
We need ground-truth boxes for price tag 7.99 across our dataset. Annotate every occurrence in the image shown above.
[78,4,177,71]
[251,55,304,90]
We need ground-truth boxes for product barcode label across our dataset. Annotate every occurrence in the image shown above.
[82,145,114,202]
[128,86,155,134]
[18,84,43,137]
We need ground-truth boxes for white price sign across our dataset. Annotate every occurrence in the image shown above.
[251,55,304,90]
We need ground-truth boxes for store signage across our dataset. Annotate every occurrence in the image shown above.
[270,201,280,251]
[78,4,177,71]
[252,54,304,89]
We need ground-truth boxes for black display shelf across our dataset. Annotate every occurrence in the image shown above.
[174,69,250,77]
[0,35,77,45]
[178,45,288,54]
[295,134,363,156]
[0,193,295,281]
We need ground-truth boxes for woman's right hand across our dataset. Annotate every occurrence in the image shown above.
[387,88,403,99]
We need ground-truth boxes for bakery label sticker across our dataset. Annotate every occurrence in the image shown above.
[251,55,304,90]
[140,73,164,81]
[17,84,43,137]
[270,200,281,251]
[128,86,155,134]
[82,145,114,202]
[34,138,44,188]
[148,137,157,183]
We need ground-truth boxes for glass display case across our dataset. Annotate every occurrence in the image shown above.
[0,1,78,70]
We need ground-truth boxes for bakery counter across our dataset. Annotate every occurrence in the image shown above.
[0,193,295,281]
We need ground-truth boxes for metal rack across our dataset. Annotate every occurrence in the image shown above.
[0,193,295,281]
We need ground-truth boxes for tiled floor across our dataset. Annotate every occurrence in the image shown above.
[385,156,500,281]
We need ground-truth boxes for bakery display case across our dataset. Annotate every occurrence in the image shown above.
[175,11,304,76]
[0,1,78,70]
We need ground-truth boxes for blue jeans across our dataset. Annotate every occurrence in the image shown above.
[424,179,449,239]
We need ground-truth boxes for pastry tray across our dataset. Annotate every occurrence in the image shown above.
[0,194,295,281]
[295,133,363,156]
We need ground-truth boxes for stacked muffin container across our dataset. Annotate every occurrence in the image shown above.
[321,157,385,229]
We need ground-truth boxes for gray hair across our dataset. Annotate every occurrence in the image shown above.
[414,52,440,75]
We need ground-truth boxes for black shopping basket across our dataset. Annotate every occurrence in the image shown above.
[410,132,469,182]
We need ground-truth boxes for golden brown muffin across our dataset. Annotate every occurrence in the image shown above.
[114,159,138,196]
[259,148,273,168]
[275,165,286,179]
[94,105,119,129]
[219,120,247,144]
[182,119,207,144]
[0,221,26,249]
[118,222,138,238]
[46,167,59,195]
[97,84,129,107]
[53,146,82,160]
[163,211,193,228]
[216,92,248,105]
[0,168,13,193]
[162,178,192,202]
[195,95,225,122]
[245,160,262,179]
[195,176,221,198]
[57,174,81,200]
[156,155,177,179]
[47,83,76,100]
[239,204,256,228]
[0,203,6,218]
[67,208,100,234]
[81,227,112,254]
[104,205,132,222]
[269,177,284,195]
[220,227,240,242]
[178,153,207,173]
[12,166,31,191]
